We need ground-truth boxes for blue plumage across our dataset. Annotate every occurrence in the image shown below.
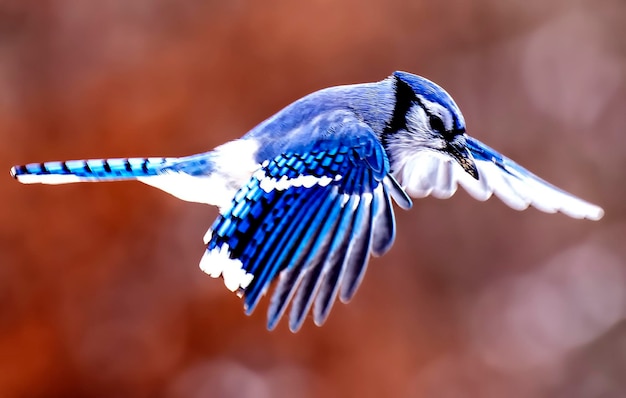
[11,157,173,181]
[203,125,402,331]
[11,71,604,331]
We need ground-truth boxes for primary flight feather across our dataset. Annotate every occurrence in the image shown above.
[11,71,604,332]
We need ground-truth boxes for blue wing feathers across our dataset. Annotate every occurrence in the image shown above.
[271,189,343,330]
[339,190,374,303]
[245,184,335,312]
[267,268,301,330]
[371,185,396,257]
[384,175,412,210]
[466,136,507,166]
[264,187,335,327]
[245,188,328,313]
[466,136,585,197]
[203,124,404,329]
[243,191,311,274]
[312,195,359,325]
[288,188,347,331]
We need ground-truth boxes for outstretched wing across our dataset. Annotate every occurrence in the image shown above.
[201,120,411,332]
[396,135,603,220]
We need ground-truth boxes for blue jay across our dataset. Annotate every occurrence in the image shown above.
[11,71,604,332]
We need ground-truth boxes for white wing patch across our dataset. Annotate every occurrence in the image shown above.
[396,151,604,221]
[257,171,342,193]
[200,243,254,292]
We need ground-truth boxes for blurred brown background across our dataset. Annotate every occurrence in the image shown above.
[2,0,625,397]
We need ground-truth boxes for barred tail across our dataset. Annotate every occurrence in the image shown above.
[10,157,177,185]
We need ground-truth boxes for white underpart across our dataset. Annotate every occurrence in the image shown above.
[199,243,254,292]
[139,172,237,210]
[258,172,342,193]
[396,150,604,221]
[139,139,261,209]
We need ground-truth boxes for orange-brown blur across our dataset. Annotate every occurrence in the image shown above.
[2,1,625,397]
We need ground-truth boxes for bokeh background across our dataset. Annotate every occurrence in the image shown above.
[2,1,625,397]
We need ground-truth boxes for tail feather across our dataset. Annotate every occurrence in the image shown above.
[10,157,176,184]
[11,144,253,208]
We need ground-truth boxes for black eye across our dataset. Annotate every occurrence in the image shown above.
[429,115,446,133]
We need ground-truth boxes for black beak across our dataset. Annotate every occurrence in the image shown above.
[447,137,479,180]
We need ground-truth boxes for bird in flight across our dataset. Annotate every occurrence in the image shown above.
[11,71,604,332]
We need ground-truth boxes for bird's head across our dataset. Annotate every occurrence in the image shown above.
[384,71,479,180]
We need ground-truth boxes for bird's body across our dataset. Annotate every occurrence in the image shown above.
[11,71,604,332]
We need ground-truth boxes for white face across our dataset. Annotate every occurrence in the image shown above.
[418,96,458,130]
[402,99,456,151]
[384,94,470,175]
